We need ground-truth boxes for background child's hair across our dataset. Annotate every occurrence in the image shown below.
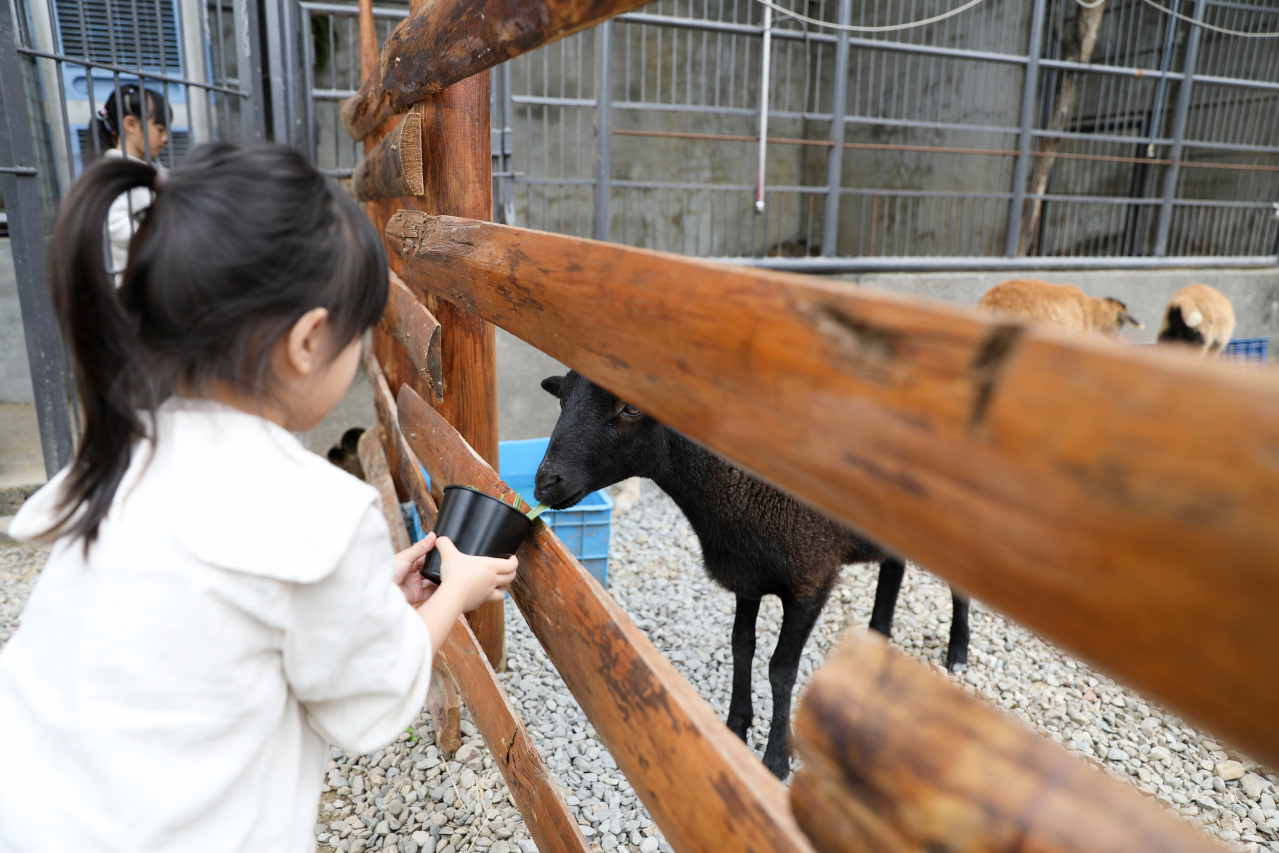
[46,143,389,546]
[90,85,169,159]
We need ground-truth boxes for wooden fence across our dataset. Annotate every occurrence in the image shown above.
[344,2,1279,850]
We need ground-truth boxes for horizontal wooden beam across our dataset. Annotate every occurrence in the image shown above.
[341,0,650,141]
[352,113,424,201]
[791,630,1220,853]
[364,346,439,523]
[381,270,443,400]
[436,618,592,853]
[357,427,412,552]
[396,383,815,853]
[365,349,584,850]
[385,212,1279,771]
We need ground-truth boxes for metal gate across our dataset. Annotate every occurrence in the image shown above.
[5,0,1279,474]
[0,0,266,475]
[295,0,1279,270]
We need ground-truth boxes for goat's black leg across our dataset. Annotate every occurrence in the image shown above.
[869,557,906,638]
[726,595,761,743]
[761,592,827,779]
[946,589,971,672]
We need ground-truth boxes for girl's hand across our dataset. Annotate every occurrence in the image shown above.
[433,536,518,612]
[393,533,437,606]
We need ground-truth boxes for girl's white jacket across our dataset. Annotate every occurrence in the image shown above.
[0,398,433,852]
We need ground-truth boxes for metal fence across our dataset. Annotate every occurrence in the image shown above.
[299,0,1279,271]
[0,0,265,473]
[5,0,1279,471]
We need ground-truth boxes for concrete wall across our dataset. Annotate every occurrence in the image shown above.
[497,329,567,441]
[837,267,1279,344]
[0,241,34,405]
[489,267,1279,442]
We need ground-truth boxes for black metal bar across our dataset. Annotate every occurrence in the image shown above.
[1155,0,1207,257]
[1005,0,1047,256]
[15,46,249,97]
[0,1,75,477]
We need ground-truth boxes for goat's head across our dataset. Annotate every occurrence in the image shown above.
[535,372,666,509]
[1098,297,1143,335]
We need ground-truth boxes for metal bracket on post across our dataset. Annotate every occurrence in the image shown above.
[593,21,613,241]
[821,0,852,257]
[1004,0,1047,257]
[1153,0,1206,258]
[0,1,75,477]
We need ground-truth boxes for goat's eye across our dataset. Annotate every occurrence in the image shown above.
[619,404,643,418]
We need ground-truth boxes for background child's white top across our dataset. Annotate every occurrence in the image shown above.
[102,148,165,283]
[0,398,433,852]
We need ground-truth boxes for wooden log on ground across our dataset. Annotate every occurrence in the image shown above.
[352,113,425,201]
[385,212,1279,771]
[341,0,650,141]
[357,427,411,552]
[397,383,816,853]
[436,618,592,853]
[380,270,443,399]
[790,629,1222,853]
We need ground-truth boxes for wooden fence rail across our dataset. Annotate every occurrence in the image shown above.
[383,212,1279,774]
[791,631,1220,853]
[348,4,1276,852]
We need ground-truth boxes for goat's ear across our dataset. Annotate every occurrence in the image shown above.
[1120,310,1144,329]
[541,375,565,397]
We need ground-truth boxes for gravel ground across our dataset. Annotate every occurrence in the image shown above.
[2,485,1276,853]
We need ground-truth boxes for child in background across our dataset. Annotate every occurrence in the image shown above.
[92,84,171,280]
[0,144,516,852]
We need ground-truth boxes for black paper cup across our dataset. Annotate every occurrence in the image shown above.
[420,486,532,584]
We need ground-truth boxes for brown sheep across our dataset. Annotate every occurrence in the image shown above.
[1157,284,1236,358]
[978,279,1143,336]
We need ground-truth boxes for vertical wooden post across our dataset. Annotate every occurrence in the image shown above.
[358,0,503,671]
[414,76,505,672]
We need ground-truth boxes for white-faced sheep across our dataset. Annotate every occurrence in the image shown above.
[1157,284,1236,358]
[978,279,1143,336]
[533,372,970,779]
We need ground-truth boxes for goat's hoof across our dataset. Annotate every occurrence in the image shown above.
[947,659,968,674]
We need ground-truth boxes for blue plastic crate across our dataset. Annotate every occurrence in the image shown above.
[499,438,613,587]
[1134,337,1269,366]
[405,438,613,586]
[1222,337,1268,365]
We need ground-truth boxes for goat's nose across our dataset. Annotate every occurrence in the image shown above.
[534,469,564,502]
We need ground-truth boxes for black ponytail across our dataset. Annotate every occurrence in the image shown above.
[90,85,169,161]
[47,157,161,546]
[45,144,389,548]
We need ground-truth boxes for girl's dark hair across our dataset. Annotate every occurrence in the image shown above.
[91,85,169,159]
[46,143,389,547]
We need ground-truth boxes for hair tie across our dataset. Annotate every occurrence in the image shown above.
[96,106,108,120]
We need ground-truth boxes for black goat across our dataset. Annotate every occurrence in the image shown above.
[534,371,970,779]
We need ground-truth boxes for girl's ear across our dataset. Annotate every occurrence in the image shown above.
[121,114,142,136]
[283,307,331,376]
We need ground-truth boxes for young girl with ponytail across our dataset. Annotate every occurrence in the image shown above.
[0,144,516,851]
[92,84,171,279]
